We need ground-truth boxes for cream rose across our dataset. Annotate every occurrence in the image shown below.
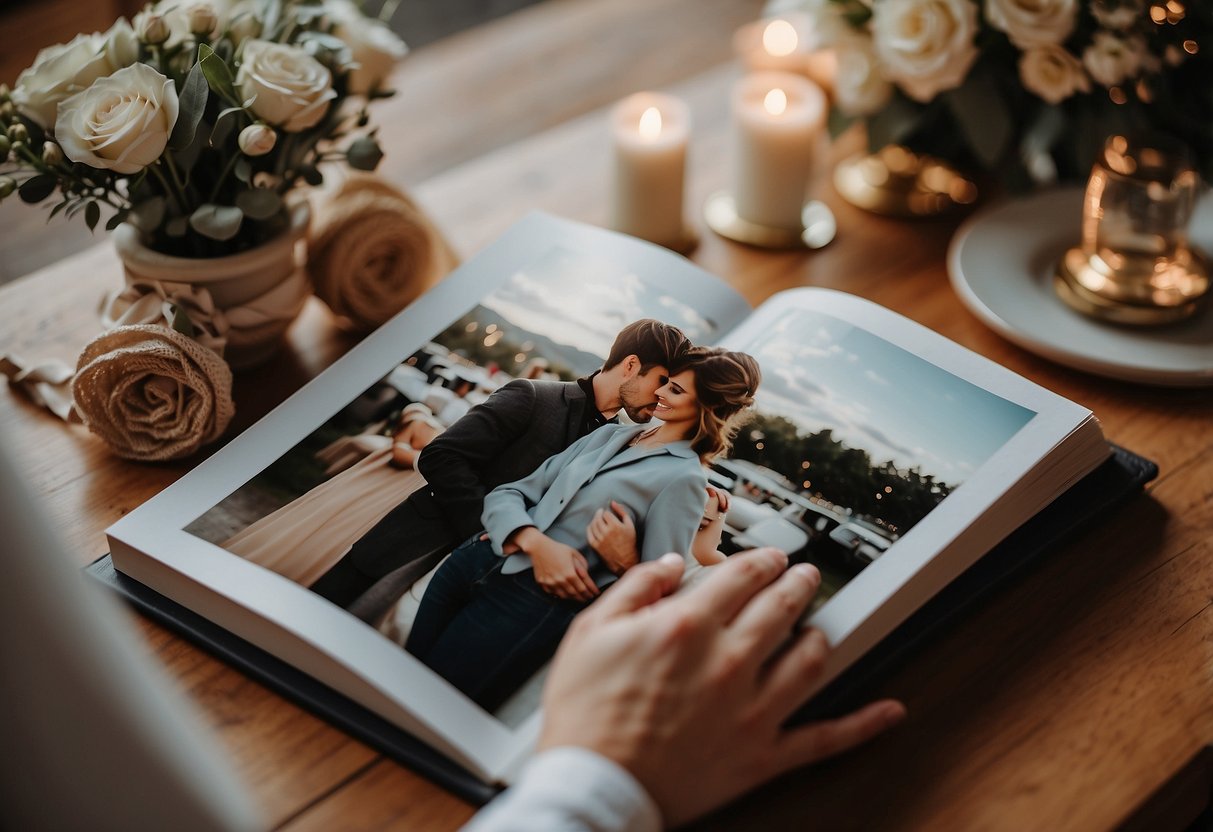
[871,0,979,103]
[237,40,337,132]
[986,0,1078,49]
[55,63,179,174]
[1092,0,1143,30]
[71,324,234,462]
[1083,30,1146,86]
[833,35,893,116]
[104,19,139,70]
[324,0,408,95]
[1019,44,1091,104]
[12,33,114,130]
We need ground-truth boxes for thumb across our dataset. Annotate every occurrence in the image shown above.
[592,553,684,619]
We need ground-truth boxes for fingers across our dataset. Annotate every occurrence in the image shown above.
[609,501,635,529]
[682,547,788,626]
[728,563,821,665]
[586,553,685,620]
[571,561,601,601]
[772,700,906,773]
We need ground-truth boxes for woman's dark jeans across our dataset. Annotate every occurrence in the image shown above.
[406,537,587,712]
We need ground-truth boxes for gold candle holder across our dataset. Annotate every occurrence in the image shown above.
[704,191,836,250]
[1055,133,1209,326]
[833,145,978,218]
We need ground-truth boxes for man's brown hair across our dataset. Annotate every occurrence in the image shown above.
[603,319,691,374]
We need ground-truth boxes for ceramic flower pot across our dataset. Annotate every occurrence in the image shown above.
[111,200,312,369]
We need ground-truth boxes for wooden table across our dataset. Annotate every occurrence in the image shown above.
[3,2,1211,829]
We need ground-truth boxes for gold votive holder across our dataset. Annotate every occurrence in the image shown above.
[703,191,836,250]
[833,145,978,218]
[1054,133,1209,326]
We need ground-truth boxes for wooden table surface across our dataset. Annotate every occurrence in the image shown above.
[3,1,1212,829]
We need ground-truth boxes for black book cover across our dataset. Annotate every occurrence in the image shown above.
[86,443,1156,805]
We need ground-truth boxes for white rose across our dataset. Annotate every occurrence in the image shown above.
[104,19,140,69]
[986,0,1078,49]
[871,0,979,103]
[833,35,893,116]
[324,0,408,94]
[1019,44,1091,104]
[238,123,277,156]
[55,63,179,174]
[237,40,336,132]
[1082,30,1146,86]
[11,33,113,130]
[1092,0,1143,30]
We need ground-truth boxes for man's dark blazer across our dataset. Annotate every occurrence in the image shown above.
[310,378,595,608]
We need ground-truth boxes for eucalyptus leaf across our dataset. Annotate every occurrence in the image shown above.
[866,95,923,151]
[235,187,283,220]
[18,175,56,204]
[234,157,252,183]
[169,303,196,338]
[166,216,189,237]
[170,61,209,151]
[131,195,167,230]
[210,107,244,147]
[47,199,69,221]
[173,125,207,173]
[346,136,384,171]
[198,42,239,104]
[189,203,244,240]
[945,71,1013,168]
[105,208,130,231]
[85,200,100,231]
[301,165,324,186]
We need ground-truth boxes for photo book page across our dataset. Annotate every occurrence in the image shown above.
[106,212,1108,784]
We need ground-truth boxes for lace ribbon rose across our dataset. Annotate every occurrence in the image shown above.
[307,177,458,331]
[71,324,234,461]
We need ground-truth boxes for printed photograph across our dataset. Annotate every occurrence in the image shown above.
[721,308,1037,608]
[185,251,1035,727]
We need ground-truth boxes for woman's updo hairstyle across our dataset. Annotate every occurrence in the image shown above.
[674,346,761,463]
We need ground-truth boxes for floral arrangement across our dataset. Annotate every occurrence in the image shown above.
[0,0,406,257]
[775,0,1212,187]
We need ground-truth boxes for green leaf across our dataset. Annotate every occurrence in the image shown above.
[131,196,167,230]
[166,216,189,237]
[18,175,57,204]
[301,165,324,186]
[105,208,131,231]
[189,203,244,240]
[85,200,100,231]
[169,303,196,337]
[170,61,209,151]
[198,42,239,105]
[866,95,923,151]
[210,106,246,147]
[346,136,383,171]
[944,70,1013,168]
[47,199,69,221]
[234,157,252,183]
[235,187,282,220]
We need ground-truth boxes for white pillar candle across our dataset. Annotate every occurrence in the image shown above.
[733,14,837,96]
[730,71,826,231]
[610,92,690,248]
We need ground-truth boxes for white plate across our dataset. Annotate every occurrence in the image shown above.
[948,188,1213,387]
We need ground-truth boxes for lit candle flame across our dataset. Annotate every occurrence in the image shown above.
[762,19,798,57]
[764,88,788,116]
[638,106,662,140]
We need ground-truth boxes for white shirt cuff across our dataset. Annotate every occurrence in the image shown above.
[462,746,662,832]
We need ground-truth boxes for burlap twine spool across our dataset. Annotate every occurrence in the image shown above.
[71,324,234,462]
[307,176,459,331]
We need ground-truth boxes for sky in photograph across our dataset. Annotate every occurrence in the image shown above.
[744,309,1036,485]
[480,246,720,358]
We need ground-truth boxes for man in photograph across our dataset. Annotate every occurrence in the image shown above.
[309,319,692,611]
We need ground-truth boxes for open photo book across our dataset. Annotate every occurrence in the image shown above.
[101,212,1150,799]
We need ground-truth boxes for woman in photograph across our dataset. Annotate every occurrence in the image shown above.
[405,347,761,711]
[222,405,445,586]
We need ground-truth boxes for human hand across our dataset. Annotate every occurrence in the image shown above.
[537,547,905,826]
[519,528,600,602]
[586,501,638,576]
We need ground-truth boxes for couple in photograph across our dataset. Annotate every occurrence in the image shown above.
[231,318,761,711]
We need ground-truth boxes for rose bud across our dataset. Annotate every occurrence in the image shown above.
[186,2,218,36]
[41,140,64,165]
[238,123,277,156]
[137,11,171,45]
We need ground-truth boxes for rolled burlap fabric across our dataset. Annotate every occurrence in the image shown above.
[307,176,459,331]
[71,324,235,462]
